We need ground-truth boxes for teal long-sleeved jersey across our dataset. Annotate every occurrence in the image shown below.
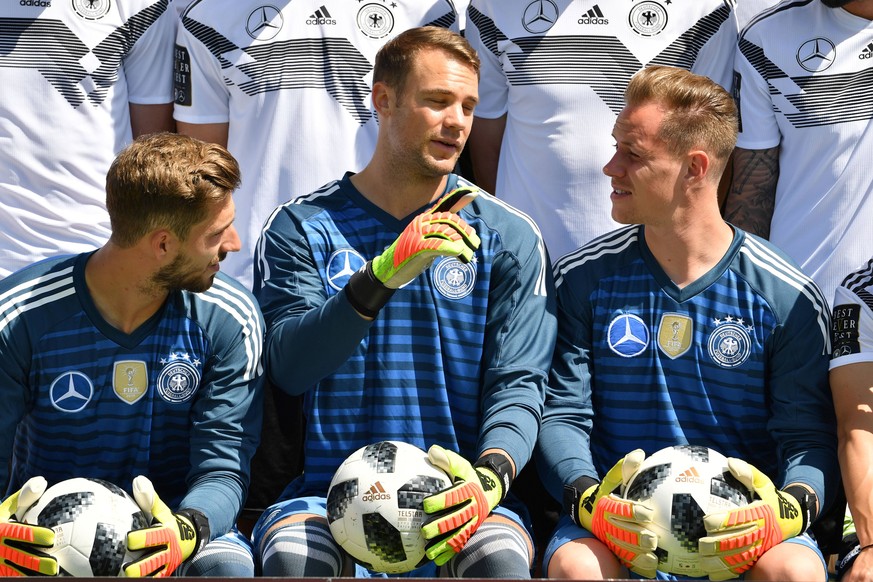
[537,225,838,513]
[0,253,265,538]
[254,173,557,500]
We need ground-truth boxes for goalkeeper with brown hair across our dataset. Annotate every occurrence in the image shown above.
[249,26,557,579]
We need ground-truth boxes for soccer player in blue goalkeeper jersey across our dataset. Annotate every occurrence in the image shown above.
[536,66,838,581]
[0,133,264,578]
[251,26,556,578]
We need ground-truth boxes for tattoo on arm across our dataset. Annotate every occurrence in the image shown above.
[722,146,779,239]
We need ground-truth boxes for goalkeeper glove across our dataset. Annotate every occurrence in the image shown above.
[0,477,57,577]
[345,187,480,318]
[420,446,511,566]
[699,458,810,581]
[564,449,658,578]
[123,476,210,577]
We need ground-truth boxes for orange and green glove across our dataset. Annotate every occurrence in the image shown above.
[420,446,510,566]
[699,458,810,581]
[345,187,480,318]
[0,477,57,577]
[565,449,659,578]
[123,476,209,577]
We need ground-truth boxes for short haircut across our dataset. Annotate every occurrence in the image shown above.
[105,133,241,247]
[625,65,738,178]
[372,26,480,99]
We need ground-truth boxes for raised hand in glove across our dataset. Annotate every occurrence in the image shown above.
[345,187,480,318]
[699,458,809,581]
[123,476,209,577]
[0,477,57,576]
[420,446,510,566]
[565,449,658,578]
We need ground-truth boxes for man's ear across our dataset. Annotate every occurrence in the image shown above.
[686,150,710,184]
[149,229,177,260]
[372,81,394,117]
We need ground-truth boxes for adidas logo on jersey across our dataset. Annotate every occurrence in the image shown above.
[307,5,336,25]
[578,4,608,25]
[362,481,391,502]
[675,466,704,485]
[860,42,873,60]
[20,0,51,5]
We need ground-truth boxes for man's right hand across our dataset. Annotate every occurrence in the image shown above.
[345,187,480,318]
[0,477,58,576]
[565,449,659,577]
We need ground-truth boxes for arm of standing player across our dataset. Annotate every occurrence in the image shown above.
[721,146,779,238]
[466,115,506,195]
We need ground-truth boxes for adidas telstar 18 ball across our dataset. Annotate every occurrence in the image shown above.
[21,478,148,576]
[621,445,753,577]
[327,441,453,573]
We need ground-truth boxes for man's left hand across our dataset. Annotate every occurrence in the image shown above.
[699,458,807,580]
[123,476,209,577]
[420,446,505,566]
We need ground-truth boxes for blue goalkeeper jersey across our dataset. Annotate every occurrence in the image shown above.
[0,253,265,537]
[536,225,838,510]
[254,173,556,500]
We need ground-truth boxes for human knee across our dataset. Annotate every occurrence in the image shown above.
[746,543,827,581]
[546,539,625,580]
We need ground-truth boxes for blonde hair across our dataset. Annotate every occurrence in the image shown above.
[625,65,738,178]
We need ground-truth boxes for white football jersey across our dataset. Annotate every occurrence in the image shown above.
[831,258,873,369]
[175,0,459,287]
[466,0,738,261]
[0,0,175,278]
[735,0,873,303]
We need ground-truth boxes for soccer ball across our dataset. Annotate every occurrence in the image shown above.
[21,477,149,577]
[621,445,753,577]
[326,441,453,573]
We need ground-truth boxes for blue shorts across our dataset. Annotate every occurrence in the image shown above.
[252,496,532,578]
[542,515,825,580]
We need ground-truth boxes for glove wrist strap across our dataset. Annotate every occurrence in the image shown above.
[345,262,396,319]
[474,453,514,504]
[563,476,599,527]
[783,485,815,533]
[175,508,210,558]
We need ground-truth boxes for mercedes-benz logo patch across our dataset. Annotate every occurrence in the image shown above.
[50,371,94,413]
[607,313,649,357]
[522,0,559,34]
[796,38,836,72]
[326,249,366,291]
[246,5,283,40]
[628,1,668,37]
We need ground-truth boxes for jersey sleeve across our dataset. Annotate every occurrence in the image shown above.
[178,278,266,537]
[689,4,738,91]
[464,0,508,120]
[122,0,175,105]
[172,5,232,124]
[535,264,597,503]
[766,279,838,510]
[733,28,782,150]
[253,207,374,396]
[477,214,556,471]
[0,313,31,494]
[830,284,873,369]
